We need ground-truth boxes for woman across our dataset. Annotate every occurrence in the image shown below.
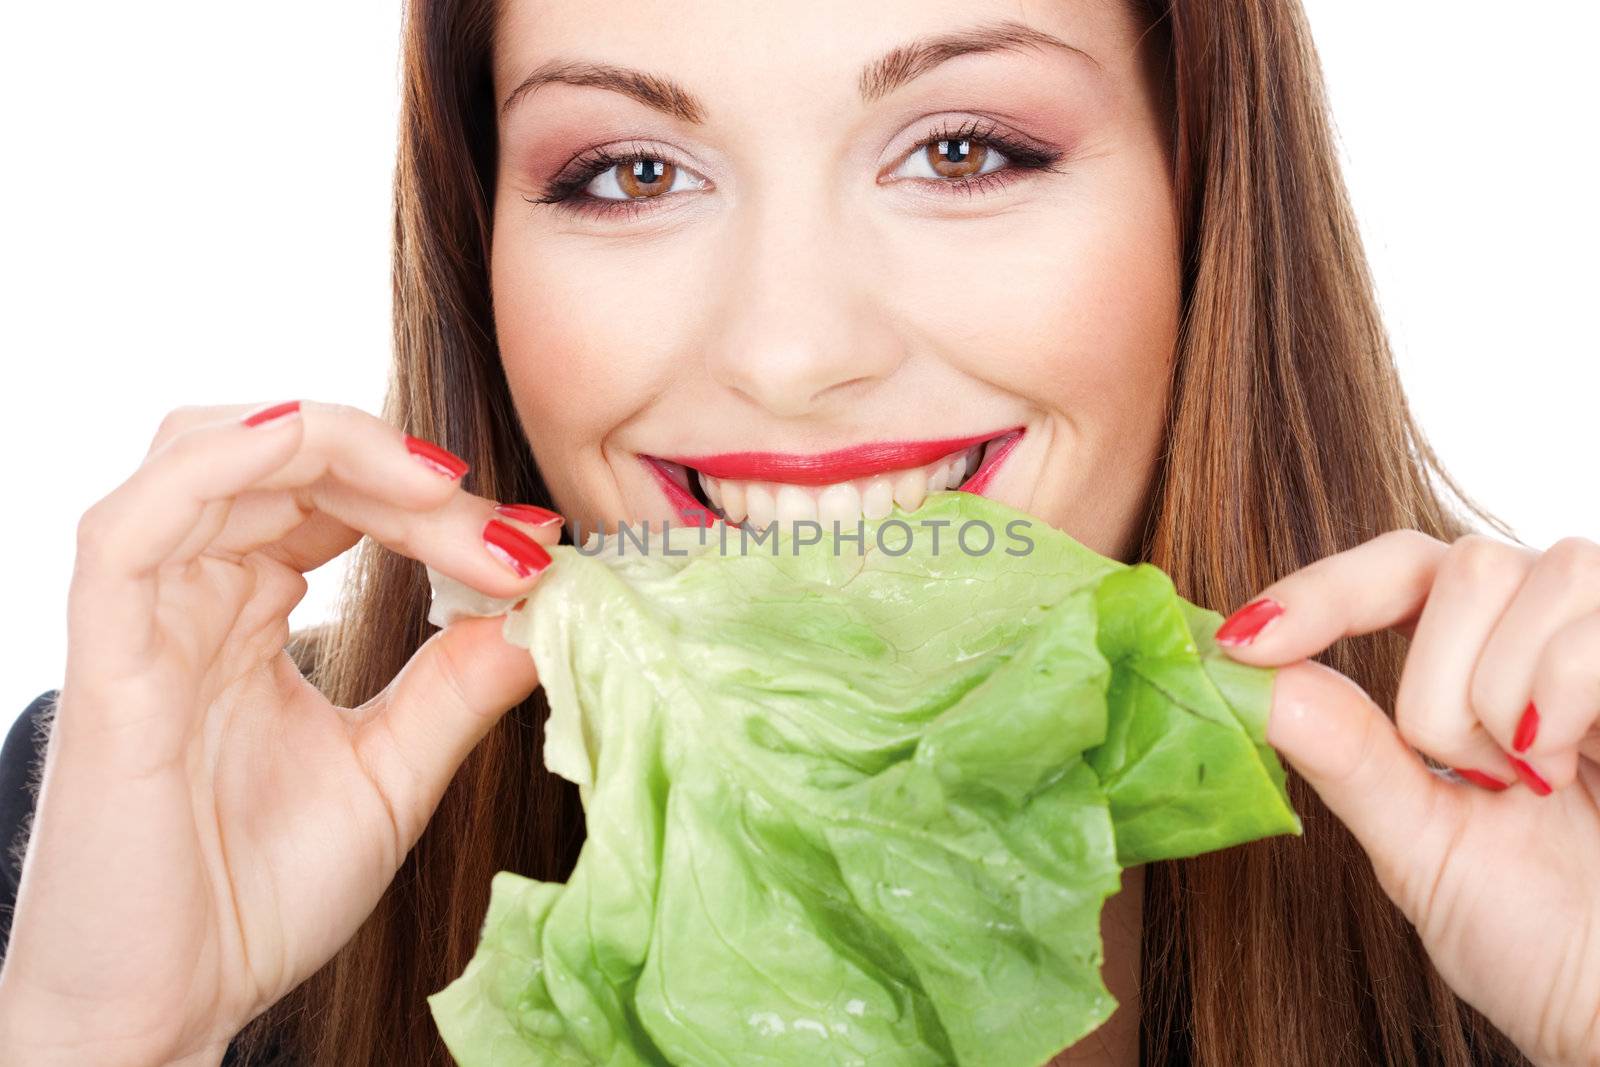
[0,0,1594,1062]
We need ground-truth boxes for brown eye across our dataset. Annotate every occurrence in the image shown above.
[567,154,708,206]
[614,158,675,199]
[924,138,989,179]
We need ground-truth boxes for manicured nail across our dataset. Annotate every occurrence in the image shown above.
[241,400,301,427]
[1507,756,1553,797]
[482,519,551,578]
[494,504,564,528]
[1512,701,1539,753]
[405,434,469,480]
[1214,597,1285,646]
[1452,768,1510,792]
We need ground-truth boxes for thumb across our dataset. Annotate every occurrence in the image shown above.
[1268,660,1449,878]
[354,613,541,844]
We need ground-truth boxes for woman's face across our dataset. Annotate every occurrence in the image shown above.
[489,0,1177,560]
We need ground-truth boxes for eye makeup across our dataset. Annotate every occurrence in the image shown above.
[522,115,1068,222]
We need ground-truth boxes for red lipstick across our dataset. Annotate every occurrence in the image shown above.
[957,431,1022,495]
[660,428,1019,487]
[642,458,717,527]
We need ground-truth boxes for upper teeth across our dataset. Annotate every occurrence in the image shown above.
[695,443,985,530]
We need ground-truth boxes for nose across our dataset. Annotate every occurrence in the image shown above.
[701,196,904,418]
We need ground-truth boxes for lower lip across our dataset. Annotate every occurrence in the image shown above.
[957,430,1022,496]
[641,428,1025,525]
[643,458,719,527]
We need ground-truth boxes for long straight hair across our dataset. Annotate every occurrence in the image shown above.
[237,0,1529,1062]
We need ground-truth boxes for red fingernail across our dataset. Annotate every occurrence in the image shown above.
[1512,701,1539,753]
[494,504,564,528]
[1214,597,1285,646]
[405,435,469,480]
[1452,768,1511,792]
[1507,756,1553,797]
[241,400,301,427]
[482,519,551,578]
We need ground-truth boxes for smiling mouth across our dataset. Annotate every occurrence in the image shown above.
[640,428,1024,530]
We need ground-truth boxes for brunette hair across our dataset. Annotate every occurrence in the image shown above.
[236,0,1530,1062]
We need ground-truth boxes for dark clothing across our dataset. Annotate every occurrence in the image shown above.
[0,691,277,1065]
[0,690,55,963]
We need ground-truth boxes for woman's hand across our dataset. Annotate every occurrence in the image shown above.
[1216,530,1600,1067]
[0,401,562,1066]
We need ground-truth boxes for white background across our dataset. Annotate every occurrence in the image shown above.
[3,3,1596,732]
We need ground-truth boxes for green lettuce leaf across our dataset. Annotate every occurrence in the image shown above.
[427,493,1300,1066]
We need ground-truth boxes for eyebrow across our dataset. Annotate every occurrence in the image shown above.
[499,19,1098,122]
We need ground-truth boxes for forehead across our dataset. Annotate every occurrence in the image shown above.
[491,0,1138,123]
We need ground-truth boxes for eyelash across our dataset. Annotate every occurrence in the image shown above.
[525,118,1066,221]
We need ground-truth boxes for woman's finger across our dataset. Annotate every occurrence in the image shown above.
[141,403,252,457]
[212,494,565,581]
[1468,537,1600,791]
[1517,608,1600,790]
[70,400,557,676]
[68,403,312,672]
[1266,659,1453,908]
[89,400,468,579]
[1212,529,1558,789]
[285,478,558,596]
[352,612,543,850]
[152,400,471,569]
[1209,529,1450,664]
[208,490,362,571]
[103,401,559,603]
[1391,535,1536,786]
[347,511,564,848]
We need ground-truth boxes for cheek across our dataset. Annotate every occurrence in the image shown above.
[490,212,703,453]
[879,173,1180,433]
